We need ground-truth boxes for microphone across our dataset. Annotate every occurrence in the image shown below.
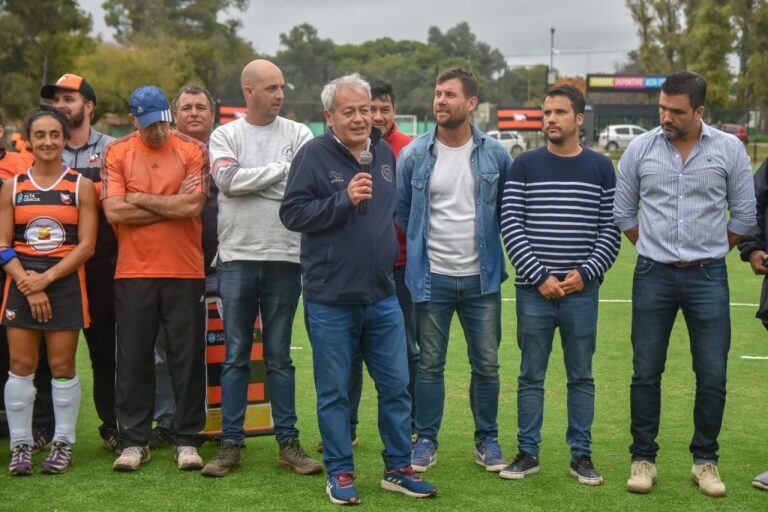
[358,150,373,215]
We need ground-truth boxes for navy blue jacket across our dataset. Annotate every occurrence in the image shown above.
[280,128,398,304]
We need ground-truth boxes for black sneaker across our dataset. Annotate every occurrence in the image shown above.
[149,426,173,449]
[30,430,52,455]
[499,452,540,480]
[102,428,122,454]
[570,455,603,485]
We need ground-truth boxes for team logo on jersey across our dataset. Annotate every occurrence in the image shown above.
[24,216,65,252]
[380,164,393,182]
[281,144,294,161]
[329,171,344,185]
[88,152,100,163]
[5,309,15,321]
[60,192,73,205]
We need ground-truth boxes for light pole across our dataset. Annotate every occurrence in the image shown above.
[548,27,556,85]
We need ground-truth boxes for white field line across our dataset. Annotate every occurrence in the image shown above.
[740,356,768,360]
[500,298,758,307]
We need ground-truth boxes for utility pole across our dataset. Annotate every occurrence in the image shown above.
[548,27,556,85]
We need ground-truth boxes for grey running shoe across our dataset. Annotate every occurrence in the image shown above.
[474,437,507,472]
[175,446,204,471]
[753,469,768,490]
[201,440,242,477]
[279,438,323,475]
[9,444,33,476]
[499,452,540,480]
[41,441,72,475]
[112,446,150,472]
[569,455,603,485]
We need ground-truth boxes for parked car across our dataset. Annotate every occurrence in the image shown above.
[598,124,647,151]
[721,123,749,144]
[486,130,527,155]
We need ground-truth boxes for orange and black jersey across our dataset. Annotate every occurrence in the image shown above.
[12,166,81,259]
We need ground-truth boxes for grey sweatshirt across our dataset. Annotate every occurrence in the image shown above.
[209,116,313,263]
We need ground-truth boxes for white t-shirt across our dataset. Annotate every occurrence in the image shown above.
[427,138,480,276]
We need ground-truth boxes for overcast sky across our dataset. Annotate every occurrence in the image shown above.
[78,0,640,77]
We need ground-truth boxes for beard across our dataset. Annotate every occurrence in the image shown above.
[662,123,688,141]
[68,105,86,129]
[435,112,468,129]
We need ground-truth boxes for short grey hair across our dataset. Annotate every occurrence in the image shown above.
[320,73,371,111]
[172,85,215,115]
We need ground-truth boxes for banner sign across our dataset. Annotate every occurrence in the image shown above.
[586,74,666,93]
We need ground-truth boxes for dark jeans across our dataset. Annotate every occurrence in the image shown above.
[114,278,207,447]
[218,261,301,445]
[305,295,411,475]
[414,273,501,446]
[630,256,730,464]
[515,279,599,457]
[348,265,419,436]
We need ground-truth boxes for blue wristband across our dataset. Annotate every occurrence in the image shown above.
[0,247,18,266]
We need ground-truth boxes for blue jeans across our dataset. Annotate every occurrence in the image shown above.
[516,279,599,457]
[414,273,501,445]
[305,295,411,475]
[630,256,730,464]
[348,266,419,436]
[218,260,301,445]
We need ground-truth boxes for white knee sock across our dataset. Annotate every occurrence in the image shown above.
[51,376,81,445]
[4,372,36,449]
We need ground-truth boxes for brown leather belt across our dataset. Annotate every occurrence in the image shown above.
[671,258,719,268]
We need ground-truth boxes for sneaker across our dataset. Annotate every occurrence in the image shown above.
[175,446,204,471]
[627,460,656,494]
[30,430,52,455]
[41,441,72,475]
[326,471,360,505]
[149,426,173,449]
[317,436,358,453]
[753,469,768,490]
[278,438,323,475]
[112,446,150,472]
[8,444,33,476]
[691,463,726,498]
[569,455,603,485]
[410,438,437,472]
[499,452,540,480]
[201,440,242,477]
[102,428,121,454]
[381,466,437,498]
[474,437,507,472]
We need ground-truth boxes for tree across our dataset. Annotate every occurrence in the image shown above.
[100,0,256,103]
[0,0,94,117]
[427,22,507,80]
[682,0,733,107]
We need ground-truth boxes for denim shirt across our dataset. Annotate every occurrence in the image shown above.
[396,125,511,302]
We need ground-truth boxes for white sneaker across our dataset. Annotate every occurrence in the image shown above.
[175,446,204,471]
[113,446,150,472]
[691,463,726,498]
[627,460,656,494]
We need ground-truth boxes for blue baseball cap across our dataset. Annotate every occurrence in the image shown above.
[129,85,172,128]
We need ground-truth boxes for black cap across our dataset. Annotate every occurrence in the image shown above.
[40,73,97,104]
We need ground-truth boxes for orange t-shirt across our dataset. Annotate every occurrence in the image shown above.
[0,150,27,180]
[101,130,210,279]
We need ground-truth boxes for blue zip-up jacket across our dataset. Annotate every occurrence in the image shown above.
[396,125,511,302]
[280,128,398,304]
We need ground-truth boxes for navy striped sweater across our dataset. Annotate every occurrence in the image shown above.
[501,146,621,287]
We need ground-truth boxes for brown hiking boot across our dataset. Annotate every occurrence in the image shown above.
[201,440,241,477]
[279,438,323,475]
[691,463,726,498]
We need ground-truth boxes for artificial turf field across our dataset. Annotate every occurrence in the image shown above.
[1,243,768,511]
